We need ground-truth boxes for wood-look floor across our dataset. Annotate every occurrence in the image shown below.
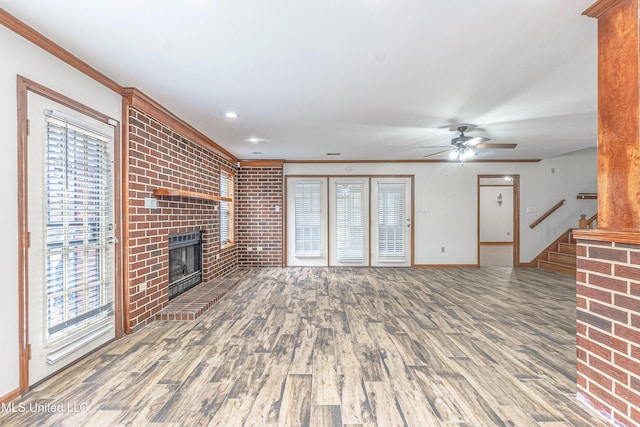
[1,267,609,427]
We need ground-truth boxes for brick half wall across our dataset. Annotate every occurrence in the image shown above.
[576,239,640,426]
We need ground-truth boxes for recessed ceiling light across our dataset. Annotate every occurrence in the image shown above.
[245,137,267,143]
[225,112,239,118]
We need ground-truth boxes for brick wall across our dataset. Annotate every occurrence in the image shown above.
[127,107,238,330]
[576,239,640,426]
[236,164,283,267]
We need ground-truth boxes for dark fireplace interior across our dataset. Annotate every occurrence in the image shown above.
[168,231,202,299]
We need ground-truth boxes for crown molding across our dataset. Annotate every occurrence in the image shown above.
[239,160,285,167]
[583,0,627,18]
[283,159,541,164]
[122,87,237,163]
[0,8,122,94]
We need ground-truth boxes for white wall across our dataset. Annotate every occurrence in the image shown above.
[0,25,121,398]
[284,147,597,265]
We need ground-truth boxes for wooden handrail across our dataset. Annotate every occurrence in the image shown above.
[578,212,598,229]
[576,192,597,200]
[529,199,565,229]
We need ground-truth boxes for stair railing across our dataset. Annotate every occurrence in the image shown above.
[529,199,566,229]
[579,212,598,229]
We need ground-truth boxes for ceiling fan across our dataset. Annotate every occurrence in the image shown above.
[421,124,517,160]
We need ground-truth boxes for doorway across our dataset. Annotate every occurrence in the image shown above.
[370,177,412,267]
[329,178,370,266]
[477,175,520,267]
[21,83,120,389]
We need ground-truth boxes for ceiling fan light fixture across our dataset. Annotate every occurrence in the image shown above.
[461,147,476,160]
[420,122,514,160]
[447,145,476,161]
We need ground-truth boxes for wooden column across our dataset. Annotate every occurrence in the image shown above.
[573,2,640,424]
[584,0,640,230]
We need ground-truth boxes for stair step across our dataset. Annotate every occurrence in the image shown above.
[558,243,577,255]
[538,260,576,276]
[548,251,576,267]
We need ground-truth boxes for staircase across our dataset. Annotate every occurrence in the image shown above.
[537,231,576,275]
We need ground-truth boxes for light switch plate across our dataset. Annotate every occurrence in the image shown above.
[144,197,158,209]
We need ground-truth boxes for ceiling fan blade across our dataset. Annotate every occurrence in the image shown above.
[422,149,451,158]
[475,143,517,149]
[465,136,491,146]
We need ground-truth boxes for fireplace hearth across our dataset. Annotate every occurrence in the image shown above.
[168,231,202,299]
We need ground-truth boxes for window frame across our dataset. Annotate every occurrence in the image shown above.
[44,111,116,352]
[294,180,324,257]
[335,180,365,262]
[220,169,235,249]
[376,182,406,260]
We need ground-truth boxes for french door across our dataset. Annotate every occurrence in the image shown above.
[286,178,328,266]
[27,92,117,385]
[371,177,412,267]
[287,176,412,267]
[329,178,370,266]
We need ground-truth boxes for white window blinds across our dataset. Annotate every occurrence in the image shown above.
[336,181,364,262]
[295,181,322,257]
[220,171,234,246]
[44,112,114,353]
[377,182,406,260]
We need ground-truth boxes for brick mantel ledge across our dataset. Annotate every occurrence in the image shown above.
[573,228,640,245]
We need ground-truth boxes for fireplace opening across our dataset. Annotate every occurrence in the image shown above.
[168,231,202,299]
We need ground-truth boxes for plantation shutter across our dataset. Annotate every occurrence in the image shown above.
[336,181,364,262]
[377,182,406,260]
[295,181,322,257]
[44,110,115,356]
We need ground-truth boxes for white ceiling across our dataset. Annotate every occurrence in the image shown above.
[2,0,598,161]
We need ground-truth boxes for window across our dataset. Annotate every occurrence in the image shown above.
[220,170,235,247]
[377,182,405,259]
[295,181,322,257]
[44,112,115,351]
[336,181,365,262]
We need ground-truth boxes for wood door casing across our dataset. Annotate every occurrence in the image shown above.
[477,175,520,267]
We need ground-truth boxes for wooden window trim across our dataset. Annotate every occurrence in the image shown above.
[220,169,235,249]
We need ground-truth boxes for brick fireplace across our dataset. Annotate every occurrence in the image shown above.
[122,90,285,331]
[168,230,203,299]
[126,104,238,330]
